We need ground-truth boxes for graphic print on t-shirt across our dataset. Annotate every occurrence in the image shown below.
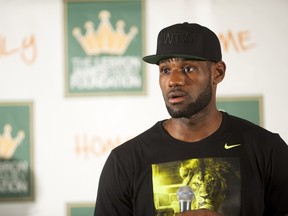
[152,158,241,216]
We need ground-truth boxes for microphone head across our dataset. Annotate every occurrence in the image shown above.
[177,186,194,202]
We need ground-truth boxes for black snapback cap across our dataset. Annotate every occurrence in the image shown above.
[143,22,222,64]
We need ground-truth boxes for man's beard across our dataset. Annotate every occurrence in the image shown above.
[166,80,212,118]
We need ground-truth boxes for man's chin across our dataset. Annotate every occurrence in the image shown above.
[167,109,189,118]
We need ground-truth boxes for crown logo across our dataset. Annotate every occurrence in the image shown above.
[72,10,138,56]
[0,124,25,159]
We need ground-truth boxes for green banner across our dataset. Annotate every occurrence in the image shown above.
[64,0,145,96]
[0,102,34,201]
[67,203,95,216]
[217,96,263,126]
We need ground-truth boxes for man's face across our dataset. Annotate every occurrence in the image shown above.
[158,58,213,118]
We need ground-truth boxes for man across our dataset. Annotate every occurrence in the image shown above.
[94,23,288,216]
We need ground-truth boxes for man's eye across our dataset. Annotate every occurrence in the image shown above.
[160,67,170,74]
[183,67,194,73]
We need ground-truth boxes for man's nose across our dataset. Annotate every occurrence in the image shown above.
[168,71,185,87]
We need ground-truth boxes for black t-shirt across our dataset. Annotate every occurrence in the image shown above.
[94,112,288,216]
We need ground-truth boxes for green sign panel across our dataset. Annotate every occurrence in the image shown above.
[0,102,34,201]
[64,0,145,96]
[217,96,263,126]
[67,203,95,216]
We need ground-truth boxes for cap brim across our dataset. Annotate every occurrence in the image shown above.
[143,54,208,65]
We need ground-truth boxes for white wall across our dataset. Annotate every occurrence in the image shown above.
[0,0,287,215]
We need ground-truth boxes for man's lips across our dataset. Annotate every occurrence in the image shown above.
[167,91,186,104]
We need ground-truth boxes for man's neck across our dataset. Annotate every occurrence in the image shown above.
[163,110,222,142]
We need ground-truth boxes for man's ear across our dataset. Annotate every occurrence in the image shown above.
[213,61,226,84]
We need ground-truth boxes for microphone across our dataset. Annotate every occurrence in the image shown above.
[177,186,194,212]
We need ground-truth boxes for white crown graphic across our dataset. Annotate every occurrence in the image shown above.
[0,124,25,159]
[72,10,138,56]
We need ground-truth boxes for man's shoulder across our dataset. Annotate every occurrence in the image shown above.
[223,112,280,142]
[224,112,265,132]
[113,120,165,152]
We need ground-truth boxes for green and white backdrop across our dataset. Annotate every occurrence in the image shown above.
[0,0,287,215]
